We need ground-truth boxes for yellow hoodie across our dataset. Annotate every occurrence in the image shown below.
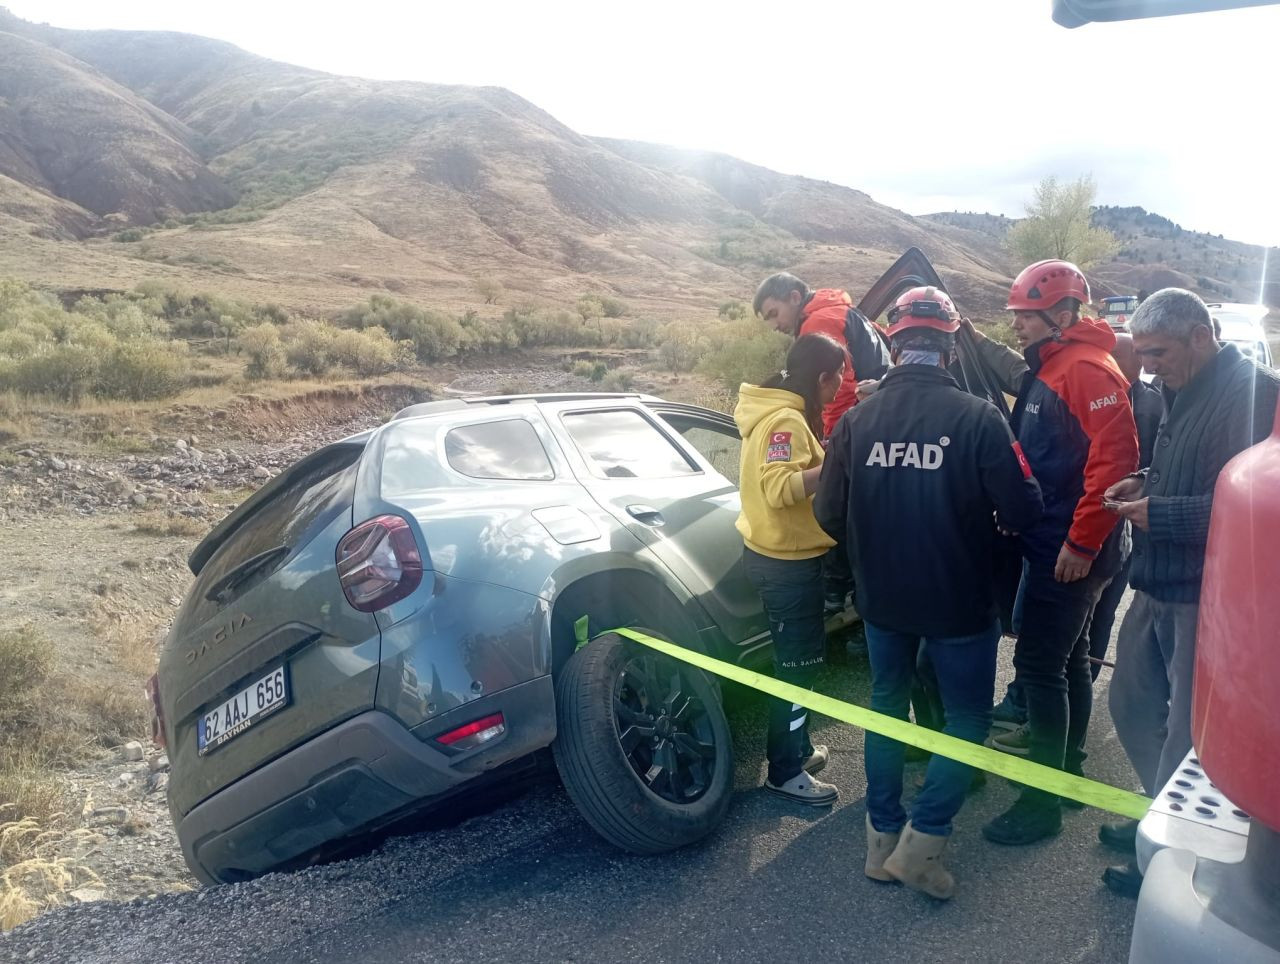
[733,384,836,560]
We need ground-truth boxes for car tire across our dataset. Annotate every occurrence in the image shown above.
[553,631,734,854]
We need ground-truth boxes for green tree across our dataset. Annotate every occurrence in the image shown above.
[576,294,604,327]
[475,276,504,305]
[1006,175,1119,269]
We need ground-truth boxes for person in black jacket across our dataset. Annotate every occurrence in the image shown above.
[1099,287,1280,897]
[815,287,1043,900]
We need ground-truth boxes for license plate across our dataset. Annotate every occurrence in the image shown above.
[197,665,290,755]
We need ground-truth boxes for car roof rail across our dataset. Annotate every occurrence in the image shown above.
[463,391,655,405]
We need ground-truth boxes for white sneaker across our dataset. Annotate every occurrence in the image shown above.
[803,744,829,775]
[764,770,839,807]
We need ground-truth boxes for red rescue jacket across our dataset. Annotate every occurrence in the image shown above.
[1011,317,1140,562]
[796,289,862,437]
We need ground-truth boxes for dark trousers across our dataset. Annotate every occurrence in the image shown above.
[822,542,854,602]
[1013,558,1111,804]
[912,644,946,732]
[743,548,825,785]
[1087,555,1131,681]
[864,619,999,836]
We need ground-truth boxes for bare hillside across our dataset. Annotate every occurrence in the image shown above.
[0,8,1272,322]
[0,31,233,225]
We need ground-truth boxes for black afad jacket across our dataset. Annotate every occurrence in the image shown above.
[815,365,1044,638]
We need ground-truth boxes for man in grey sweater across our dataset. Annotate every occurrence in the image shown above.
[1100,288,1279,896]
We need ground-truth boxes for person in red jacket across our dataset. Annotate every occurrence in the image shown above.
[972,259,1140,847]
[753,273,891,438]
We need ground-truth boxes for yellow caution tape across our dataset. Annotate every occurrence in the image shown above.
[606,626,1151,820]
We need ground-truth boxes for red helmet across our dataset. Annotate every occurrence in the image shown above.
[886,286,959,337]
[1006,259,1090,311]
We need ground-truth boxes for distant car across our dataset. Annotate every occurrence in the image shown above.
[1207,303,1274,367]
[1101,295,1140,332]
[148,249,997,885]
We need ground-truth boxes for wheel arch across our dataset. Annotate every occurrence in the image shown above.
[547,566,724,675]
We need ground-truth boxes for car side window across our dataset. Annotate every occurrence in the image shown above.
[445,419,555,481]
[562,410,697,479]
[658,414,742,486]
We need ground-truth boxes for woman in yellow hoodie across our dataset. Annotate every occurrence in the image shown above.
[734,333,846,805]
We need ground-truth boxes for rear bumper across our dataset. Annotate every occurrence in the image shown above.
[176,674,555,884]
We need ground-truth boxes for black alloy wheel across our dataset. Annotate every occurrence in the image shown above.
[614,651,717,804]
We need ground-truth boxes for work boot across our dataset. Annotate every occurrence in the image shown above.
[882,822,955,899]
[802,744,829,775]
[991,691,1027,732]
[764,770,838,807]
[1099,818,1139,853]
[986,723,1032,756]
[864,814,901,883]
[1102,858,1143,898]
[982,795,1063,846]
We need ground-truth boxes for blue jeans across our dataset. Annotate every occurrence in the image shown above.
[864,619,1000,837]
[743,548,825,785]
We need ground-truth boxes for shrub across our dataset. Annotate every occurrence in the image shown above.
[657,323,709,373]
[111,228,146,243]
[339,295,462,361]
[285,320,337,376]
[95,341,186,400]
[0,627,52,722]
[474,276,504,305]
[0,330,38,360]
[601,370,635,392]
[459,314,519,354]
[718,300,750,321]
[330,327,398,376]
[571,360,596,379]
[2,346,100,403]
[576,295,603,325]
[599,296,628,318]
[238,323,285,379]
[619,318,659,349]
[589,362,608,382]
[698,319,790,391]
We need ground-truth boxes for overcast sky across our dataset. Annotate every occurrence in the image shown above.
[9,0,1279,246]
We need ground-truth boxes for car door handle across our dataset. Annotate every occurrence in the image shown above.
[626,504,665,527]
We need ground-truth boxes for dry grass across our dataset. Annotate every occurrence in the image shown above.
[130,511,207,539]
[64,680,150,748]
[0,768,68,835]
[0,819,103,931]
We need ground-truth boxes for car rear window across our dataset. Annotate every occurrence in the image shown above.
[444,419,554,481]
[184,448,360,622]
[562,409,697,479]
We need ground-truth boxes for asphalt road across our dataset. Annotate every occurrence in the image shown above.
[3,627,1142,964]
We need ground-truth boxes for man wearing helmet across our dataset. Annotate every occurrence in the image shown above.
[814,287,1042,899]
[972,260,1140,846]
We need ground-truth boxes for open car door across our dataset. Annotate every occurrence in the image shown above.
[858,247,1012,418]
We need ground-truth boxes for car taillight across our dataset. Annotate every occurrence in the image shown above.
[336,515,424,613]
[146,673,166,749]
[436,713,505,750]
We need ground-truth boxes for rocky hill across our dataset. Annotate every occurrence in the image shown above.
[0,7,1273,322]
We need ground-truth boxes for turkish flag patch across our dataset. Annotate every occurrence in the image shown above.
[770,432,792,444]
[1012,441,1032,479]
[767,441,792,462]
